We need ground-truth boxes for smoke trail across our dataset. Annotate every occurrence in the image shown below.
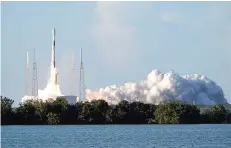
[86,69,227,105]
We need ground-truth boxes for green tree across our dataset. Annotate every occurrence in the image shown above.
[227,112,231,123]
[105,106,115,124]
[129,102,147,124]
[200,109,212,123]
[58,103,81,125]
[89,100,109,124]
[143,103,156,123]
[211,104,227,123]
[50,97,68,124]
[2,94,230,125]
[154,101,200,124]
[46,112,59,125]
[54,97,68,112]
[17,100,39,124]
[32,99,49,123]
[78,101,93,124]
[114,100,131,124]
[1,96,14,125]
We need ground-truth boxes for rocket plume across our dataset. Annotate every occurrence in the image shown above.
[86,69,228,105]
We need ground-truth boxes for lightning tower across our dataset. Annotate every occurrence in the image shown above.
[32,48,38,99]
[71,50,77,96]
[79,48,85,102]
[25,50,30,95]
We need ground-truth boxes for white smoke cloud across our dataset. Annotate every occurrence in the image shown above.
[86,69,227,105]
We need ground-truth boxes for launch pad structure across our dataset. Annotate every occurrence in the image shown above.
[22,28,84,104]
[32,48,38,99]
[79,48,85,102]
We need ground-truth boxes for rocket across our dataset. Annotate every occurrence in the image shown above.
[51,28,58,85]
[51,28,56,68]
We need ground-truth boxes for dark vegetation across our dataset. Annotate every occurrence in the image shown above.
[1,96,231,125]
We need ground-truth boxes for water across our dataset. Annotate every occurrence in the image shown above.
[1,124,231,148]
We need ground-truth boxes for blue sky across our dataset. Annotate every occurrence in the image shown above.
[1,1,231,106]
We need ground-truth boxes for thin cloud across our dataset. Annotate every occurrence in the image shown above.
[91,2,140,70]
[159,12,182,25]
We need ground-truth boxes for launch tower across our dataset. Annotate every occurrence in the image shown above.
[79,49,85,102]
[32,48,38,99]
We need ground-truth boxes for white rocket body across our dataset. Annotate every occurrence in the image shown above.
[51,28,58,85]
[51,28,56,68]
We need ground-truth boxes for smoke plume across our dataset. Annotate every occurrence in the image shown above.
[22,67,63,102]
[86,69,227,105]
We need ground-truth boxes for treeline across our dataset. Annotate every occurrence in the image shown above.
[1,96,231,125]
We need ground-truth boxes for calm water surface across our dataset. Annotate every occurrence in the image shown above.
[1,124,231,148]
